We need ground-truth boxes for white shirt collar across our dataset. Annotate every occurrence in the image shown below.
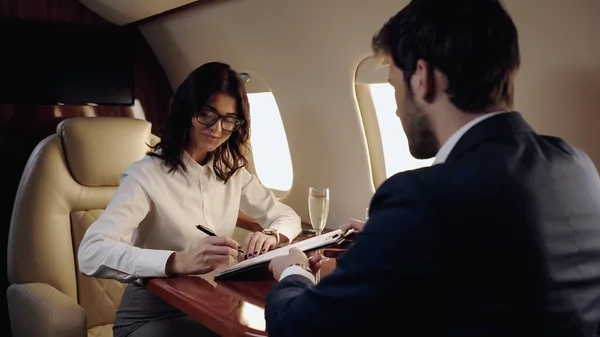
[432,111,510,165]
[181,150,215,186]
[183,150,214,173]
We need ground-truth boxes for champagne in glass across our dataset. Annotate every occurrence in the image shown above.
[308,187,330,236]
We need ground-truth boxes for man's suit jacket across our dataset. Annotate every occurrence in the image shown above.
[265,112,600,337]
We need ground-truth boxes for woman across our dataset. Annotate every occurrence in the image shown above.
[77,62,302,337]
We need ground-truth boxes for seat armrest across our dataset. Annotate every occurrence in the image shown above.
[7,283,86,337]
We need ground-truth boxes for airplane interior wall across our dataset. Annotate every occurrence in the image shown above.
[140,0,600,229]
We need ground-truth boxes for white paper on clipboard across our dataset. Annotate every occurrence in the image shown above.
[214,228,354,279]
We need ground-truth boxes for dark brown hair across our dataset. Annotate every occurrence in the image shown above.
[372,0,520,112]
[148,62,250,182]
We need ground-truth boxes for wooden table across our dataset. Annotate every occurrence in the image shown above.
[146,257,336,337]
[146,217,343,336]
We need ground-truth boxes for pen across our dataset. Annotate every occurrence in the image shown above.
[196,224,245,255]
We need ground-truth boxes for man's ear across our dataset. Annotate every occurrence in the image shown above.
[412,59,436,103]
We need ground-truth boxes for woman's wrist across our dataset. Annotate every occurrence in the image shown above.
[165,251,181,275]
[279,234,290,245]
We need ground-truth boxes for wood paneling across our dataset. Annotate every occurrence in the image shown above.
[132,29,172,131]
[0,1,173,336]
[0,0,110,25]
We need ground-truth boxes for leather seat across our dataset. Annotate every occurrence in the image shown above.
[6,117,159,337]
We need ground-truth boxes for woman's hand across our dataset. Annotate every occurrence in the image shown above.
[242,231,277,259]
[166,236,240,276]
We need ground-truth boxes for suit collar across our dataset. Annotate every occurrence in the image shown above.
[433,111,510,165]
[444,111,533,163]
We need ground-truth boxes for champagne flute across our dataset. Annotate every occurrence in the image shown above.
[308,187,330,236]
[308,187,330,282]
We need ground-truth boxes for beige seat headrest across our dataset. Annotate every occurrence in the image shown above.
[58,117,154,187]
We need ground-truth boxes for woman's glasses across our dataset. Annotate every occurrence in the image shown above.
[195,108,244,132]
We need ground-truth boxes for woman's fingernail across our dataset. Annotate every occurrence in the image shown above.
[254,251,258,255]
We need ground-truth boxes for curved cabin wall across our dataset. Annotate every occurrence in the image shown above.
[139,0,600,229]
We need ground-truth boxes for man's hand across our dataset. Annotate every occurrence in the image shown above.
[269,247,323,281]
[242,231,278,259]
[341,218,366,233]
[166,236,239,276]
[320,218,366,259]
[308,253,323,273]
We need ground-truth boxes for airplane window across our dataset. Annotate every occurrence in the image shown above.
[369,83,434,178]
[356,57,434,188]
[247,92,293,191]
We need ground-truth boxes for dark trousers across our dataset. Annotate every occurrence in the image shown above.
[113,282,220,337]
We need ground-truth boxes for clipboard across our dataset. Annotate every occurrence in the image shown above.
[214,228,355,280]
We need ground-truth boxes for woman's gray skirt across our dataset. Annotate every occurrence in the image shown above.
[113,281,220,337]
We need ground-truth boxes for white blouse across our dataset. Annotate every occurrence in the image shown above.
[78,151,302,282]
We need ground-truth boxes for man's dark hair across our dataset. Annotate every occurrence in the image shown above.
[372,0,520,112]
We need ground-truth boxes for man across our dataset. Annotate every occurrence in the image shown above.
[264,0,600,336]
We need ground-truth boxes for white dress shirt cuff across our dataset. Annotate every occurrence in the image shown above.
[134,249,175,278]
[269,222,301,245]
[279,265,315,284]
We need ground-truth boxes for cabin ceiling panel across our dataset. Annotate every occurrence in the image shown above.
[77,0,196,25]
